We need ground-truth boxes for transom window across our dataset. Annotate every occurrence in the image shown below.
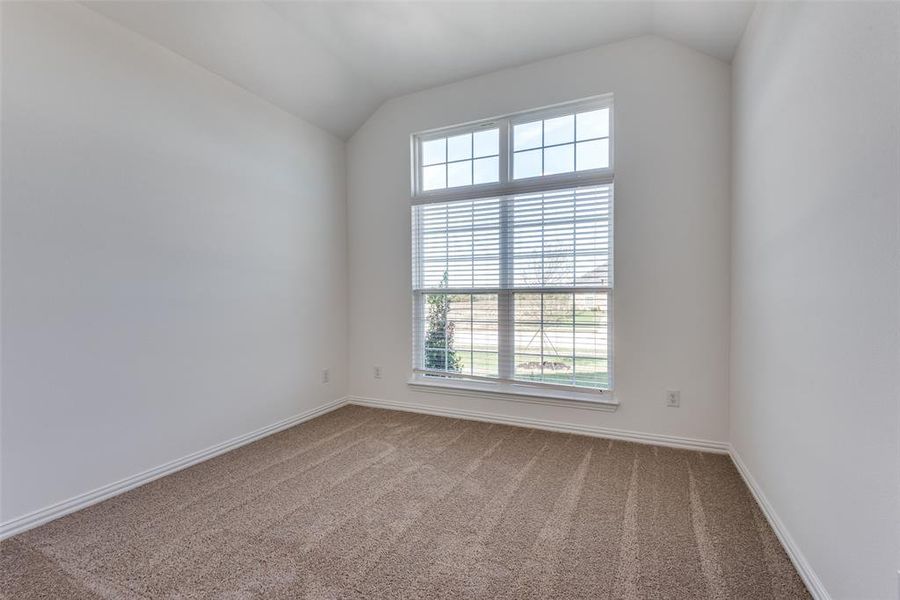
[420,129,500,190]
[512,108,610,179]
[411,96,613,398]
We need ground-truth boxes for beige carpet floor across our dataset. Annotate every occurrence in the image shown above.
[1,405,810,599]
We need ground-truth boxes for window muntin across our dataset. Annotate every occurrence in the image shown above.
[411,97,613,396]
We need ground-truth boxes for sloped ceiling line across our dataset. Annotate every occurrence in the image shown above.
[83,1,754,139]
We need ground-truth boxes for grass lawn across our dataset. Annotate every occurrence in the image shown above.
[452,350,609,389]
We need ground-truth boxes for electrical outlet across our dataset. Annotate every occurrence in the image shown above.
[321,368,330,384]
[666,390,680,408]
[374,366,382,379]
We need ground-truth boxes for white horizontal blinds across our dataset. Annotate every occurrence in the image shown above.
[412,198,501,379]
[507,185,611,388]
[509,185,612,389]
[509,186,611,289]
[413,197,502,290]
[413,185,610,292]
[412,184,612,389]
[412,199,502,379]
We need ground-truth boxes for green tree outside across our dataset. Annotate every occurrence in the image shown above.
[424,271,461,372]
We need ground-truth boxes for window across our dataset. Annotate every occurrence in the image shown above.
[420,129,500,190]
[411,96,613,400]
[512,108,610,179]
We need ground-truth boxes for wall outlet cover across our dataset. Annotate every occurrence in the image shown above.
[666,390,681,407]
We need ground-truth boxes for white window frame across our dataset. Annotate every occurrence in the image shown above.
[409,95,616,408]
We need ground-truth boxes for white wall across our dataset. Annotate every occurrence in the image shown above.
[0,2,348,522]
[347,36,732,444]
[731,3,900,598]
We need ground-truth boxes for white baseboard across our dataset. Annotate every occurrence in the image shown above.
[729,447,830,600]
[347,395,729,454]
[0,396,349,540]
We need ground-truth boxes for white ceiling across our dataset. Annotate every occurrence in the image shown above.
[84,1,755,139]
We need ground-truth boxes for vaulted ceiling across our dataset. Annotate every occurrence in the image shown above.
[84,1,755,139]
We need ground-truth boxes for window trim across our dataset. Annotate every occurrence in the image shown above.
[410,95,615,402]
[407,374,619,411]
[411,94,613,205]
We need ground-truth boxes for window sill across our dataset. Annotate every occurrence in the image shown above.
[407,375,619,412]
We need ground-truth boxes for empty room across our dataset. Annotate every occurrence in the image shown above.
[1,1,898,598]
